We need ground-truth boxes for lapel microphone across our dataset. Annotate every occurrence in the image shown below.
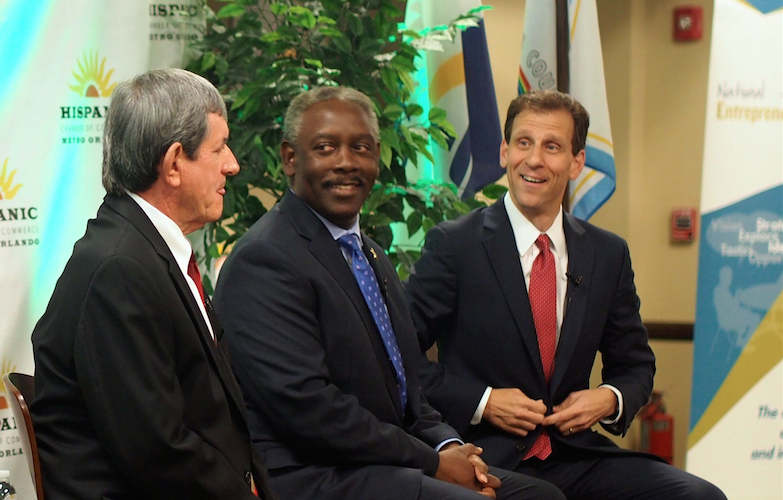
[566,272,583,287]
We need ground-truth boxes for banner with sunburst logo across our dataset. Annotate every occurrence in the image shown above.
[0,0,204,495]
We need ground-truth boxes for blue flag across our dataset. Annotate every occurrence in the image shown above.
[405,0,504,197]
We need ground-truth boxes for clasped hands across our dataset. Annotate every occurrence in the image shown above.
[483,387,617,438]
[436,442,501,498]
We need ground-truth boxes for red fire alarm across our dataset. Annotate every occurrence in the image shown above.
[671,207,698,242]
[673,6,703,41]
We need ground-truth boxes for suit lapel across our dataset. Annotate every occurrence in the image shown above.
[550,213,593,395]
[104,194,248,414]
[280,193,404,416]
[279,195,376,335]
[482,202,547,387]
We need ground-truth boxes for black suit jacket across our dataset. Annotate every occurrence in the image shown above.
[405,200,656,471]
[30,193,273,500]
[214,192,460,500]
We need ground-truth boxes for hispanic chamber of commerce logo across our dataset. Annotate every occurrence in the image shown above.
[149,2,203,42]
[0,158,22,201]
[60,49,117,146]
[0,158,40,250]
[69,50,117,98]
[0,358,17,411]
[0,358,24,460]
[148,1,204,67]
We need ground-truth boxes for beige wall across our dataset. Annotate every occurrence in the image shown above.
[483,0,715,469]
[590,340,695,468]
[484,0,712,320]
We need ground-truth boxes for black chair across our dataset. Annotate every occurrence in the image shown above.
[3,372,44,500]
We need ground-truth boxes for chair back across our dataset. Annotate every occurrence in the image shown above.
[3,372,44,500]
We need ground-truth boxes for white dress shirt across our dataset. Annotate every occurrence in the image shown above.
[127,191,214,340]
[469,193,622,425]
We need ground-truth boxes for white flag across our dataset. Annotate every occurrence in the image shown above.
[519,0,616,220]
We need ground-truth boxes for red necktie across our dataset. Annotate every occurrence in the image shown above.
[188,254,218,348]
[524,234,557,461]
[187,253,206,306]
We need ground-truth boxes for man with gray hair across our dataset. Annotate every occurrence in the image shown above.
[214,86,563,500]
[31,68,274,500]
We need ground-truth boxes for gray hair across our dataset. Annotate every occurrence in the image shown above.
[282,86,379,145]
[102,68,227,195]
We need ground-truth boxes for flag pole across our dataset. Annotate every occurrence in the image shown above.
[555,0,571,211]
[555,0,570,93]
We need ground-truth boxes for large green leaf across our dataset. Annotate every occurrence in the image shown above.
[216,3,245,18]
[289,6,317,30]
[270,2,287,15]
[347,13,364,36]
[201,51,216,72]
[483,183,509,200]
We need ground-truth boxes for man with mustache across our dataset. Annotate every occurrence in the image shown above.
[31,68,274,500]
[214,87,562,500]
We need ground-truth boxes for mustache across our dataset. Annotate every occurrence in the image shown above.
[323,176,365,187]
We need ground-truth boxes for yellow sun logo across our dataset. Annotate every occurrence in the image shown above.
[0,358,18,410]
[0,158,22,200]
[69,50,117,98]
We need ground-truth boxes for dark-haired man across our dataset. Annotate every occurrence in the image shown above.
[214,86,563,500]
[31,68,274,500]
[405,90,726,499]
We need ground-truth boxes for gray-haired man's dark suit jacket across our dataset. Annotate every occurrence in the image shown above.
[31,193,273,500]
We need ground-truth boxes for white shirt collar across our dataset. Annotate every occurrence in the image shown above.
[125,191,215,339]
[126,191,193,279]
[314,211,361,242]
[296,189,361,244]
[503,192,565,255]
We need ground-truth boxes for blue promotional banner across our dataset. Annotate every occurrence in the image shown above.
[688,1,783,497]
[691,186,782,431]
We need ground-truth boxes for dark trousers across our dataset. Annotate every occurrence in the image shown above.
[514,448,727,500]
[418,466,564,500]
[268,462,564,500]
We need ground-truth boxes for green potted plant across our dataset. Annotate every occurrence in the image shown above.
[188,0,503,289]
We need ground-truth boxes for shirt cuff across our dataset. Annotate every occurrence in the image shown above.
[470,387,493,425]
[598,384,623,425]
[434,438,464,452]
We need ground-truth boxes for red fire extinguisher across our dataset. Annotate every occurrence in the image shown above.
[639,390,674,464]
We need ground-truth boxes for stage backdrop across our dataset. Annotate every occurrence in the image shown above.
[687,1,783,498]
[0,1,203,497]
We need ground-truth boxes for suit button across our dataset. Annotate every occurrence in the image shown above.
[516,443,527,452]
[244,471,252,484]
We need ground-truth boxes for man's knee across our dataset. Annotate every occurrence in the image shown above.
[687,478,727,500]
[491,468,565,500]
[646,463,727,500]
[518,480,565,500]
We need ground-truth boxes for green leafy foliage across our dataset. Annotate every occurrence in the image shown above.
[188,0,495,281]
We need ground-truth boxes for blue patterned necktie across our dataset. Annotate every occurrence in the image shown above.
[337,233,408,412]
